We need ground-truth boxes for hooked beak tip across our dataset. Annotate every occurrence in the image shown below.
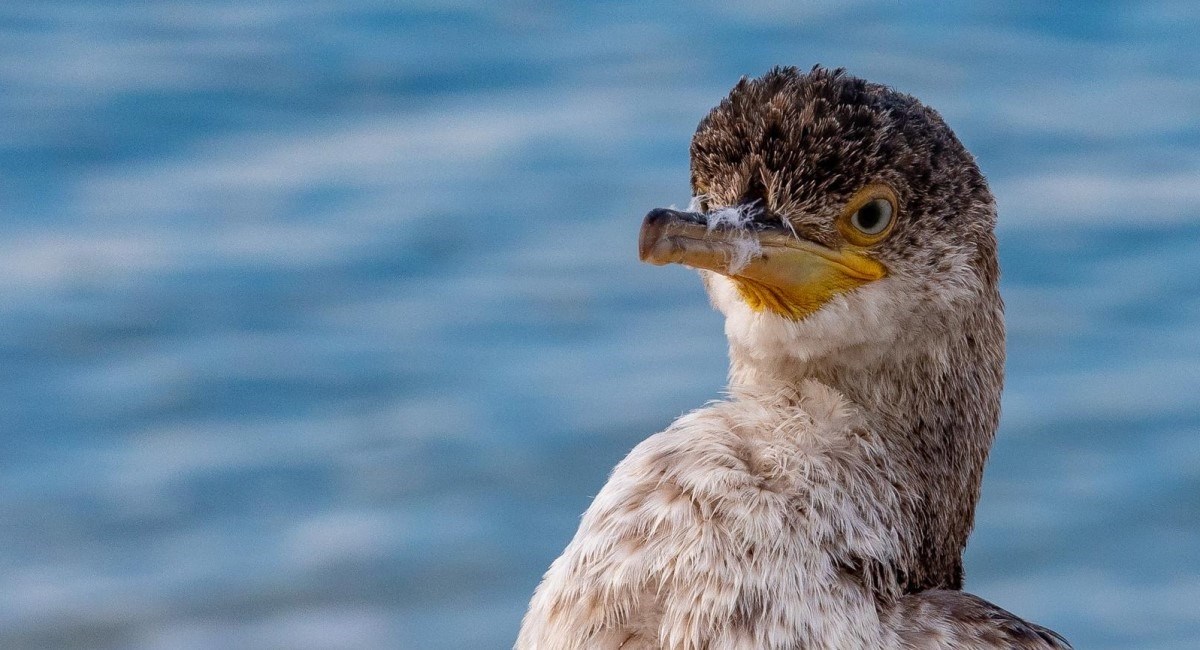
[639,208,706,264]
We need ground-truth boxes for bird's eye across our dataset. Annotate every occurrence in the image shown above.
[851,199,893,235]
[837,184,898,245]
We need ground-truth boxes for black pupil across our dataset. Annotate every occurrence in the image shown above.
[856,201,884,231]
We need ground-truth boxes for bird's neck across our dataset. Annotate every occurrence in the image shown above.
[726,303,1004,592]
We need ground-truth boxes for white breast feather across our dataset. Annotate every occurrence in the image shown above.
[516,380,907,650]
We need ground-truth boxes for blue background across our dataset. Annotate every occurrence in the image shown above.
[1,2,1198,648]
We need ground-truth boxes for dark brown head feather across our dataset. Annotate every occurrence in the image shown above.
[691,65,995,283]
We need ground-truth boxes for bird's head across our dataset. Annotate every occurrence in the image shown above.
[640,66,1000,372]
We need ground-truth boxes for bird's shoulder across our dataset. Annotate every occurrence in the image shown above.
[578,378,902,551]
[518,380,905,650]
[603,378,887,501]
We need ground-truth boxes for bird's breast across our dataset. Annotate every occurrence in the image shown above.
[519,381,909,649]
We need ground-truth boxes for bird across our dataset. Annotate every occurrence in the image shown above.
[516,66,1070,649]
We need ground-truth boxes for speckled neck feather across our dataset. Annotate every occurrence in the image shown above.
[728,303,1004,594]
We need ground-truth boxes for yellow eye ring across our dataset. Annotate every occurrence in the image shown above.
[837,183,899,246]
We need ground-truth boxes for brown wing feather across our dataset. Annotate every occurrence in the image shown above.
[891,589,1071,649]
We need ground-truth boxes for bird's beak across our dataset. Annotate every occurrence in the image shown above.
[638,208,887,320]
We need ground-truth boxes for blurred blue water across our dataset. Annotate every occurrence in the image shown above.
[1,2,1198,648]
